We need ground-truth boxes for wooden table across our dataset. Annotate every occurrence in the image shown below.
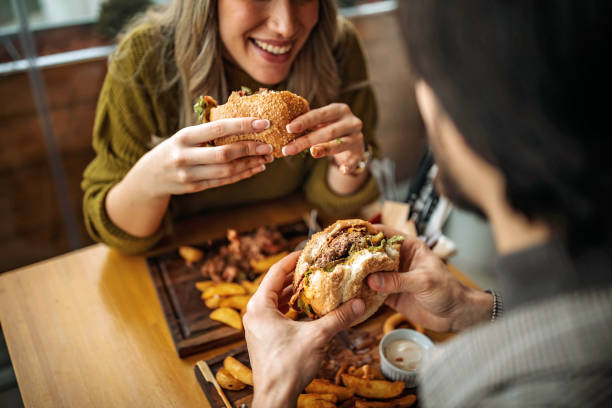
[0,195,478,408]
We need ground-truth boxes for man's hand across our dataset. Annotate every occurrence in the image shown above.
[244,252,365,408]
[368,226,493,333]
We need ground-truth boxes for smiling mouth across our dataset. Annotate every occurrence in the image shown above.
[252,39,293,56]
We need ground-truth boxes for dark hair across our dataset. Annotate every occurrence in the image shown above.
[399,0,612,256]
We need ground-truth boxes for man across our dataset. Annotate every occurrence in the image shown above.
[243,1,612,406]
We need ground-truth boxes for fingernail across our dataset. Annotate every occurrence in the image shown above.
[310,146,318,158]
[256,144,273,154]
[256,164,266,172]
[253,119,270,130]
[283,145,298,156]
[265,154,274,163]
[352,299,365,315]
[286,124,297,133]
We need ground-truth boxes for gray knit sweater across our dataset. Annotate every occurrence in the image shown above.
[420,241,612,407]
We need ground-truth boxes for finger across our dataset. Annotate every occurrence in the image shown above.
[283,118,361,156]
[286,103,349,134]
[313,298,365,340]
[310,133,364,159]
[283,269,294,286]
[185,163,266,193]
[384,293,402,310]
[257,251,301,297]
[186,155,273,180]
[278,285,294,306]
[179,118,270,145]
[367,271,422,294]
[181,141,274,165]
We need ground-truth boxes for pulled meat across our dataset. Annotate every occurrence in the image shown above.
[199,226,289,282]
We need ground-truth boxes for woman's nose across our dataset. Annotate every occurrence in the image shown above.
[267,0,297,38]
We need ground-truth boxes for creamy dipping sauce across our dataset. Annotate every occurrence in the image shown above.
[385,339,424,371]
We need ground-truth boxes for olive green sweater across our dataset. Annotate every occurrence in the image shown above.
[82,23,380,254]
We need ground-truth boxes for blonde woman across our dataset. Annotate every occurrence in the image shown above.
[82,0,380,253]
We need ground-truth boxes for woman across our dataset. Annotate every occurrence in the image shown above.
[82,0,380,253]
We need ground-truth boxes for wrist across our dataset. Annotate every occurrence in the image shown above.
[127,153,170,202]
[450,288,493,332]
[326,159,368,196]
[252,377,299,408]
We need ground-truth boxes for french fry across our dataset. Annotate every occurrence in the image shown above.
[241,280,259,294]
[210,307,243,330]
[178,246,204,264]
[202,282,247,299]
[341,374,404,399]
[250,251,289,273]
[355,394,417,408]
[383,313,424,335]
[306,379,354,401]
[215,367,246,391]
[285,308,299,320]
[219,295,251,312]
[195,280,215,292]
[224,356,253,386]
[297,393,337,408]
[204,294,222,309]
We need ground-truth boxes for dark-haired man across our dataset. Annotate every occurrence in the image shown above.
[243,1,612,406]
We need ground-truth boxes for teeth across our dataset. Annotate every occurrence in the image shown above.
[254,39,292,55]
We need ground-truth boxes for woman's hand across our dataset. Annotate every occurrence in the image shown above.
[133,117,274,197]
[244,252,365,408]
[367,226,493,333]
[282,103,365,174]
[106,117,273,237]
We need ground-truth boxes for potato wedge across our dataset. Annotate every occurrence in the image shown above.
[341,374,404,399]
[355,394,417,408]
[349,364,385,380]
[306,379,354,401]
[241,280,259,295]
[215,367,246,391]
[202,283,247,299]
[210,307,243,330]
[224,356,253,386]
[178,246,204,264]
[250,251,289,273]
[219,295,251,312]
[297,393,337,408]
[204,294,222,309]
[195,280,215,292]
[335,362,349,385]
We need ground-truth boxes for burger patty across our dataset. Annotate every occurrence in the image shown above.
[313,230,367,268]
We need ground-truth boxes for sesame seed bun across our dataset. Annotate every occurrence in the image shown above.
[208,89,310,158]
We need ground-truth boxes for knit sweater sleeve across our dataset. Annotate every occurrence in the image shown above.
[303,21,380,216]
[81,26,168,254]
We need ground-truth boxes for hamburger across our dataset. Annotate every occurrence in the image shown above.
[194,88,310,157]
[290,219,404,326]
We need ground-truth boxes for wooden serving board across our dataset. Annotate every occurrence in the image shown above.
[194,310,449,408]
[146,220,310,357]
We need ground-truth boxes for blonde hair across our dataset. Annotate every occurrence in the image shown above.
[113,0,352,128]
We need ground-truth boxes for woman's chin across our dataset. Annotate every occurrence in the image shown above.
[248,68,291,86]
